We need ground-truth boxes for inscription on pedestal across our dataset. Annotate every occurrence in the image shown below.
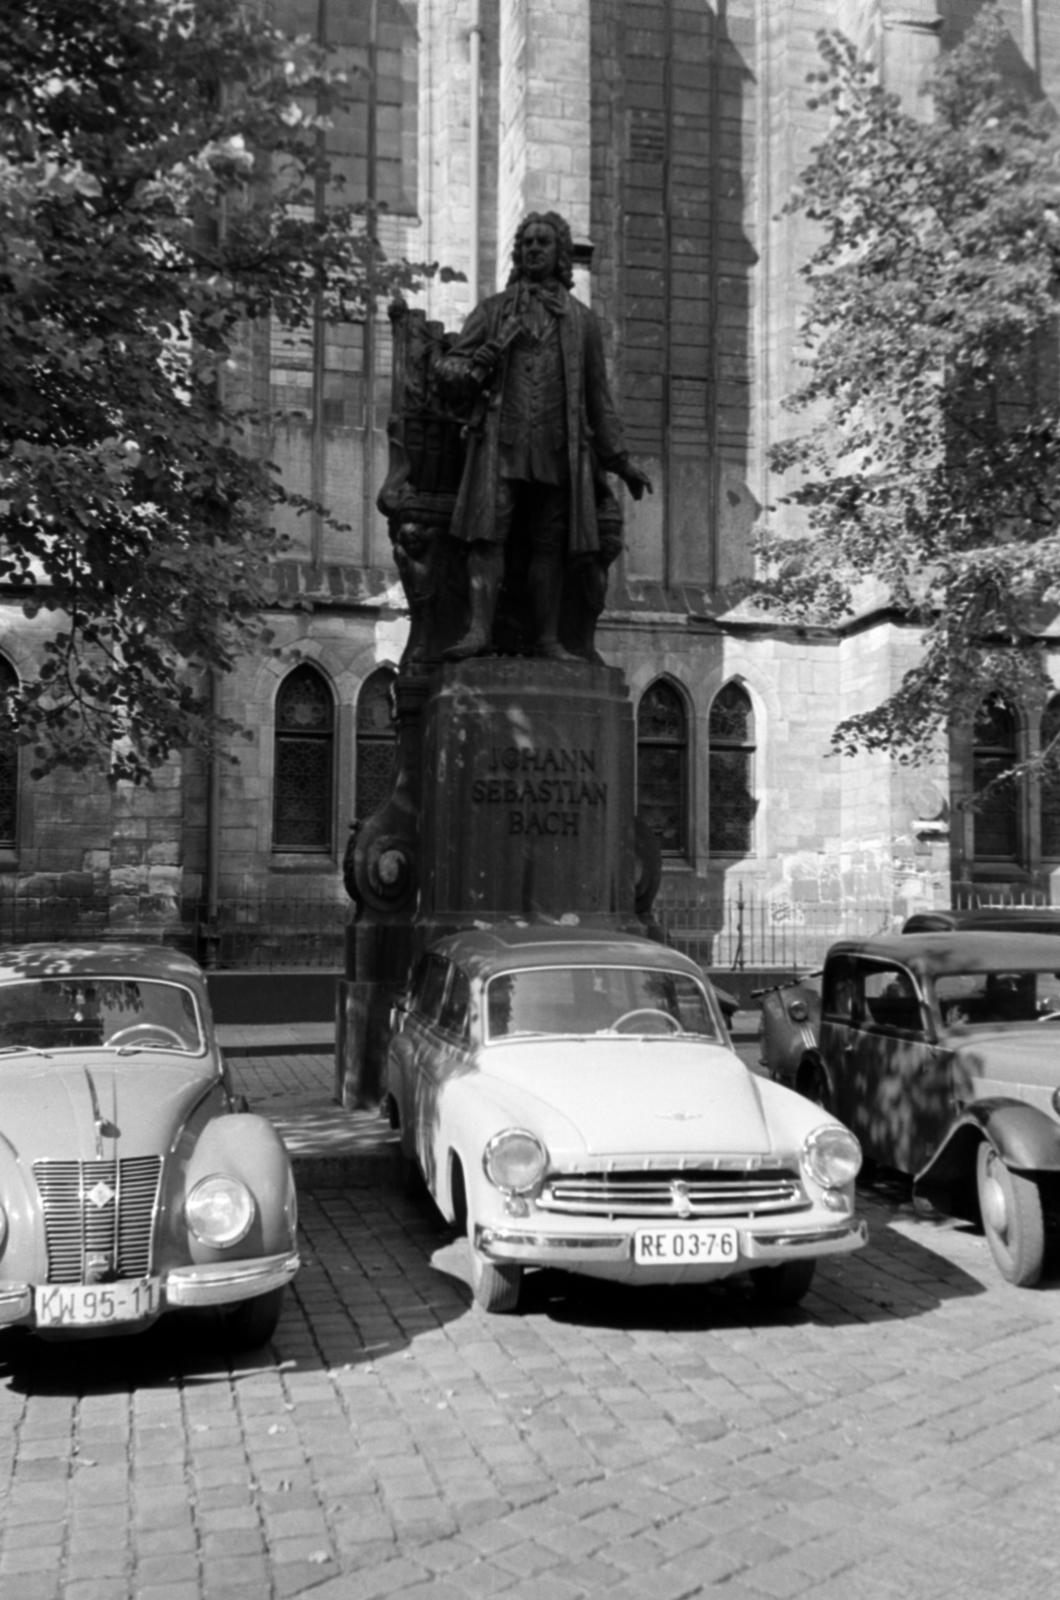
[420,659,635,924]
[471,747,608,837]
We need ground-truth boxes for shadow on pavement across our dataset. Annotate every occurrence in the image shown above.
[424,1172,990,1331]
[0,1304,284,1397]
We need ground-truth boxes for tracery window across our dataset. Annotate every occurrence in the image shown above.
[272,664,335,853]
[0,657,17,849]
[1040,696,1060,859]
[972,696,1019,863]
[636,680,688,857]
[708,682,756,857]
[356,668,397,822]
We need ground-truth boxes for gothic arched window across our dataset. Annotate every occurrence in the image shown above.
[356,668,397,822]
[1040,696,1060,859]
[637,680,688,857]
[972,696,1019,863]
[272,664,335,853]
[0,657,18,849]
[709,682,756,856]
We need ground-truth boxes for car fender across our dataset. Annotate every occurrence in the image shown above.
[163,1113,298,1266]
[914,1099,1060,1220]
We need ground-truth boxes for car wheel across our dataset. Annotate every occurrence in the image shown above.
[749,1259,816,1309]
[976,1142,1045,1287]
[217,1287,285,1350]
[392,1138,426,1198]
[797,1056,832,1114]
[468,1240,522,1313]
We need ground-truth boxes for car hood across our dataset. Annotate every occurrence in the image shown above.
[0,1053,214,1163]
[949,1027,1060,1091]
[474,1038,773,1156]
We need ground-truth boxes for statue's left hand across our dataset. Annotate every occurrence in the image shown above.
[621,461,653,500]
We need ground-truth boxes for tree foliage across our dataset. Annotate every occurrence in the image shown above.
[756,7,1060,774]
[1,0,432,781]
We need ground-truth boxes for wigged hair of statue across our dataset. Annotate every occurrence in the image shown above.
[507,212,575,289]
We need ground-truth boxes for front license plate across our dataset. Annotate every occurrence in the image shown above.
[34,1278,161,1328]
[633,1227,738,1265]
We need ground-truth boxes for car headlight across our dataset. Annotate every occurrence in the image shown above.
[483,1130,548,1195]
[802,1125,862,1190]
[186,1175,255,1247]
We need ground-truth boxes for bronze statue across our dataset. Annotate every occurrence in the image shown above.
[435,212,652,662]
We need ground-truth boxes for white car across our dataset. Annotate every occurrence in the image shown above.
[384,926,866,1313]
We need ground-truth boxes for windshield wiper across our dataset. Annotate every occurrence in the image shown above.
[0,1044,52,1058]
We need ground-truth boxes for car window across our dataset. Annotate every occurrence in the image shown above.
[935,969,1060,1027]
[485,965,719,1041]
[0,978,203,1053]
[437,967,470,1041]
[413,954,450,1027]
[823,958,923,1033]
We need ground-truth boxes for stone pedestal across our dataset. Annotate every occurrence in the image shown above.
[338,655,644,1106]
[419,657,636,932]
[335,979,393,1110]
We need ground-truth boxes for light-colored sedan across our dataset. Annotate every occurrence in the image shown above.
[0,943,298,1345]
[384,926,866,1313]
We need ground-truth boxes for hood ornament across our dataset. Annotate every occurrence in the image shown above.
[656,1110,702,1121]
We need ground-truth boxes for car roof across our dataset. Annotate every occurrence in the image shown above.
[902,907,1060,934]
[429,924,706,982]
[827,930,1060,976]
[0,943,205,987]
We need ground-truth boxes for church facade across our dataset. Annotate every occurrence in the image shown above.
[2,0,1058,959]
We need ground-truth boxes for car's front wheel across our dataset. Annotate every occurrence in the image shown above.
[749,1259,816,1309]
[468,1242,522,1313]
[976,1142,1046,1287]
[216,1287,285,1350]
[451,1157,523,1313]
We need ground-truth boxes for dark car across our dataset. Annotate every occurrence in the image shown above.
[817,931,1060,1286]
[758,906,1060,1103]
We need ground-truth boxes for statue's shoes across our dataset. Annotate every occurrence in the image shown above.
[443,632,490,661]
[535,641,581,663]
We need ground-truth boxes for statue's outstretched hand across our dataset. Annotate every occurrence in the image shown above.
[621,461,653,501]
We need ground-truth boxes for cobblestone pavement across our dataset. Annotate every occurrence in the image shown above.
[2,1070,1059,1600]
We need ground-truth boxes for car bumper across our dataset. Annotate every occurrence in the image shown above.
[473,1217,867,1273]
[163,1251,301,1308]
[0,1251,300,1328]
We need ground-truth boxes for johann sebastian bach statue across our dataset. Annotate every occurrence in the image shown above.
[436,212,652,662]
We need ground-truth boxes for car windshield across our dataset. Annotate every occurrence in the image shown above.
[485,964,720,1042]
[934,968,1060,1029]
[0,978,204,1054]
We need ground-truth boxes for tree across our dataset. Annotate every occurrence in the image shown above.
[0,0,432,782]
[755,6,1060,779]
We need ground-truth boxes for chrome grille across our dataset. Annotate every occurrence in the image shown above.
[33,1158,162,1282]
[540,1169,805,1219]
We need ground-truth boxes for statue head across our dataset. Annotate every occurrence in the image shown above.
[508,211,574,290]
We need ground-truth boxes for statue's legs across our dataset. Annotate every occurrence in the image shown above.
[443,543,504,661]
[527,485,579,661]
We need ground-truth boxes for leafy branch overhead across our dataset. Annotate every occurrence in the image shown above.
[755,6,1060,772]
[0,0,442,782]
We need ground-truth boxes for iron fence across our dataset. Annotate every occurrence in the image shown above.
[656,886,896,972]
[2,879,1055,973]
[0,889,349,971]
